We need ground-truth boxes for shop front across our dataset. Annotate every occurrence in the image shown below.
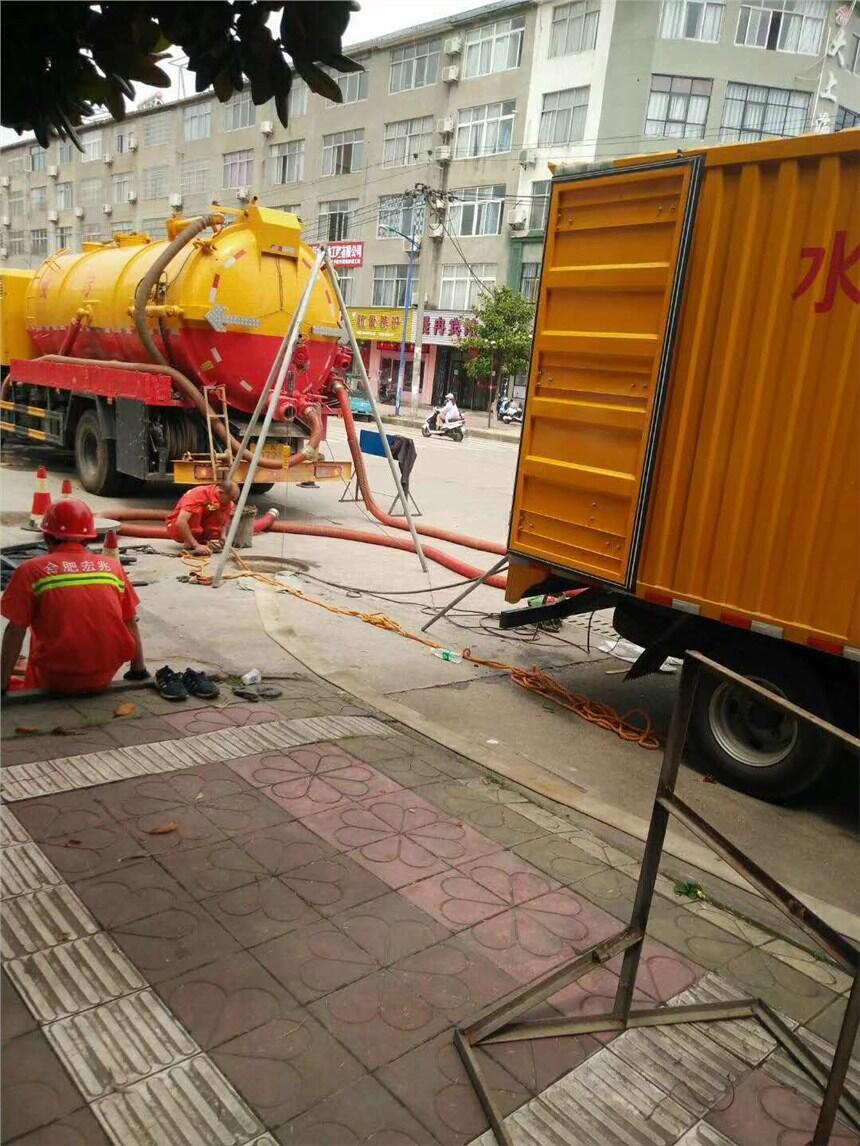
[347,307,436,406]
[423,309,483,410]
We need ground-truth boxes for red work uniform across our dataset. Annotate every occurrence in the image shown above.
[165,484,233,544]
[1,542,139,694]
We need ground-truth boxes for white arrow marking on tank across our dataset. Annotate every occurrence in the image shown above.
[205,305,261,333]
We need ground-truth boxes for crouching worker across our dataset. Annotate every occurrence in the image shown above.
[165,480,240,557]
[1,499,148,695]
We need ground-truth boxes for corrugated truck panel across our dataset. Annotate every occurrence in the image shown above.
[509,131,860,649]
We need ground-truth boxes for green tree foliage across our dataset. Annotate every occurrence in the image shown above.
[459,286,535,389]
[1,2,360,149]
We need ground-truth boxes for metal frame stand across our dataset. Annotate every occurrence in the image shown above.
[211,247,428,586]
[456,650,860,1146]
[388,489,422,517]
[420,556,508,633]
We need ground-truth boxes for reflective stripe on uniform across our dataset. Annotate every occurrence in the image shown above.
[33,572,126,596]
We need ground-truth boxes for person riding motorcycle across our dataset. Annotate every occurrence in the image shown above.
[433,393,461,431]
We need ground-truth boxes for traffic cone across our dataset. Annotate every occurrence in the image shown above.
[60,478,73,497]
[102,530,119,561]
[28,467,51,529]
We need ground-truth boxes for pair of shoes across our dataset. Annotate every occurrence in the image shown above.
[154,666,220,701]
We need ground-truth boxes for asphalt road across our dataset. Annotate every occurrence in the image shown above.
[1,419,858,928]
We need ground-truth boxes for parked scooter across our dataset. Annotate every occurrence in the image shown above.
[496,394,512,420]
[501,399,523,425]
[421,408,467,442]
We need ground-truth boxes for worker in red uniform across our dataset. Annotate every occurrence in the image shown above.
[0,499,147,695]
[165,479,240,557]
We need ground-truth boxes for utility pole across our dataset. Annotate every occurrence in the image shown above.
[487,341,497,429]
[394,189,423,417]
[408,189,429,413]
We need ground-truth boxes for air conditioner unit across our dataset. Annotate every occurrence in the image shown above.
[103,153,113,166]
[260,120,274,136]
[436,116,455,136]
[236,186,251,201]
[0,248,8,260]
[74,206,85,218]
[47,210,59,223]
[103,203,113,215]
[519,147,537,168]
[444,35,462,54]
[0,176,10,189]
[428,219,444,239]
[434,144,451,163]
[48,165,59,178]
[169,192,183,209]
[509,215,527,233]
[127,190,138,203]
[128,135,138,151]
[1,215,9,228]
[442,65,460,83]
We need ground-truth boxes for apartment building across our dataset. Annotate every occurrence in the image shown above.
[2,0,858,405]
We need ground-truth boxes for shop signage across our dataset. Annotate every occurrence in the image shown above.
[311,240,365,267]
[421,310,476,345]
[348,307,414,341]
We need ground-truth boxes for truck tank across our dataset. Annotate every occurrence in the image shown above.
[23,203,342,419]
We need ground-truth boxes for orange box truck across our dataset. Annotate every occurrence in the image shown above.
[505,130,859,802]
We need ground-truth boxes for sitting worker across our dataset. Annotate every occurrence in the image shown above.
[165,479,240,557]
[0,499,148,696]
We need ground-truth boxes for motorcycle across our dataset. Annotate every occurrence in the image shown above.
[501,399,523,425]
[421,408,467,442]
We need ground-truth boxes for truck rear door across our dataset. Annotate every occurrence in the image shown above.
[508,156,702,589]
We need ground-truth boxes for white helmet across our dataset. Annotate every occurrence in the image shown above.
[445,392,455,401]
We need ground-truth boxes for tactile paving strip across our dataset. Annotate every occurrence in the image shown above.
[1,883,100,958]
[0,715,393,801]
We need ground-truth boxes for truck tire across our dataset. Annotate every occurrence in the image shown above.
[75,410,125,497]
[688,641,835,802]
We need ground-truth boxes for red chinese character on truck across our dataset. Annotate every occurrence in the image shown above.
[792,230,860,313]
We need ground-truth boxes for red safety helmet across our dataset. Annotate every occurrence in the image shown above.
[41,498,98,541]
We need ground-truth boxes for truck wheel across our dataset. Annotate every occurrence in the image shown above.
[688,642,835,801]
[75,410,125,497]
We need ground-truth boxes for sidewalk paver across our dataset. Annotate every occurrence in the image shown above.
[1,682,857,1146]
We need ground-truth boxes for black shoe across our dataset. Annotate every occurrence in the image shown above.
[155,666,188,701]
[123,667,151,682]
[182,668,219,699]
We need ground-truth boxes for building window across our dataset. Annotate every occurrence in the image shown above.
[389,40,441,92]
[289,78,309,117]
[180,159,209,196]
[835,106,860,130]
[378,195,418,240]
[520,261,540,303]
[549,1,600,56]
[141,217,167,236]
[184,103,212,141]
[383,117,434,167]
[81,133,103,163]
[30,228,48,256]
[439,262,496,309]
[224,90,255,131]
[335,268,354,305]
[78,177,102,207]
[8,232,25,256]
[112,172,132,204]
[529,180,550,231]
[328,66,368,104]
[29,146,46,172]
[115,130,133,154]
[58,140,74,165]
[111,221,134,236]
[373,264,410,307]
[56,225,73,248]
[7,156,25,177]
[30,186,47,212]
[539,87,590,145]
[142,166,169,199]
[454,101,515,158]
[318,199,358,242]
[463,16,525,78]
[270,140,305,184]
[55,182,74,211]
[735,0,827,55]
[8,192,24,218]
[449,185,505,237]
[81,223,104,242]
[658,0,724,42]
[222,149,254,189]
[645,75,712,138]
[321,129,364,176]
[720,82,810,141]
[142,115,171,147]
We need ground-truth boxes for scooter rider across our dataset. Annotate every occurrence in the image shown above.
[435,392,460,430]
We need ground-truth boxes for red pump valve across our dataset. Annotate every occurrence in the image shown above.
[291,342,311,372]
[332,344,353,372]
